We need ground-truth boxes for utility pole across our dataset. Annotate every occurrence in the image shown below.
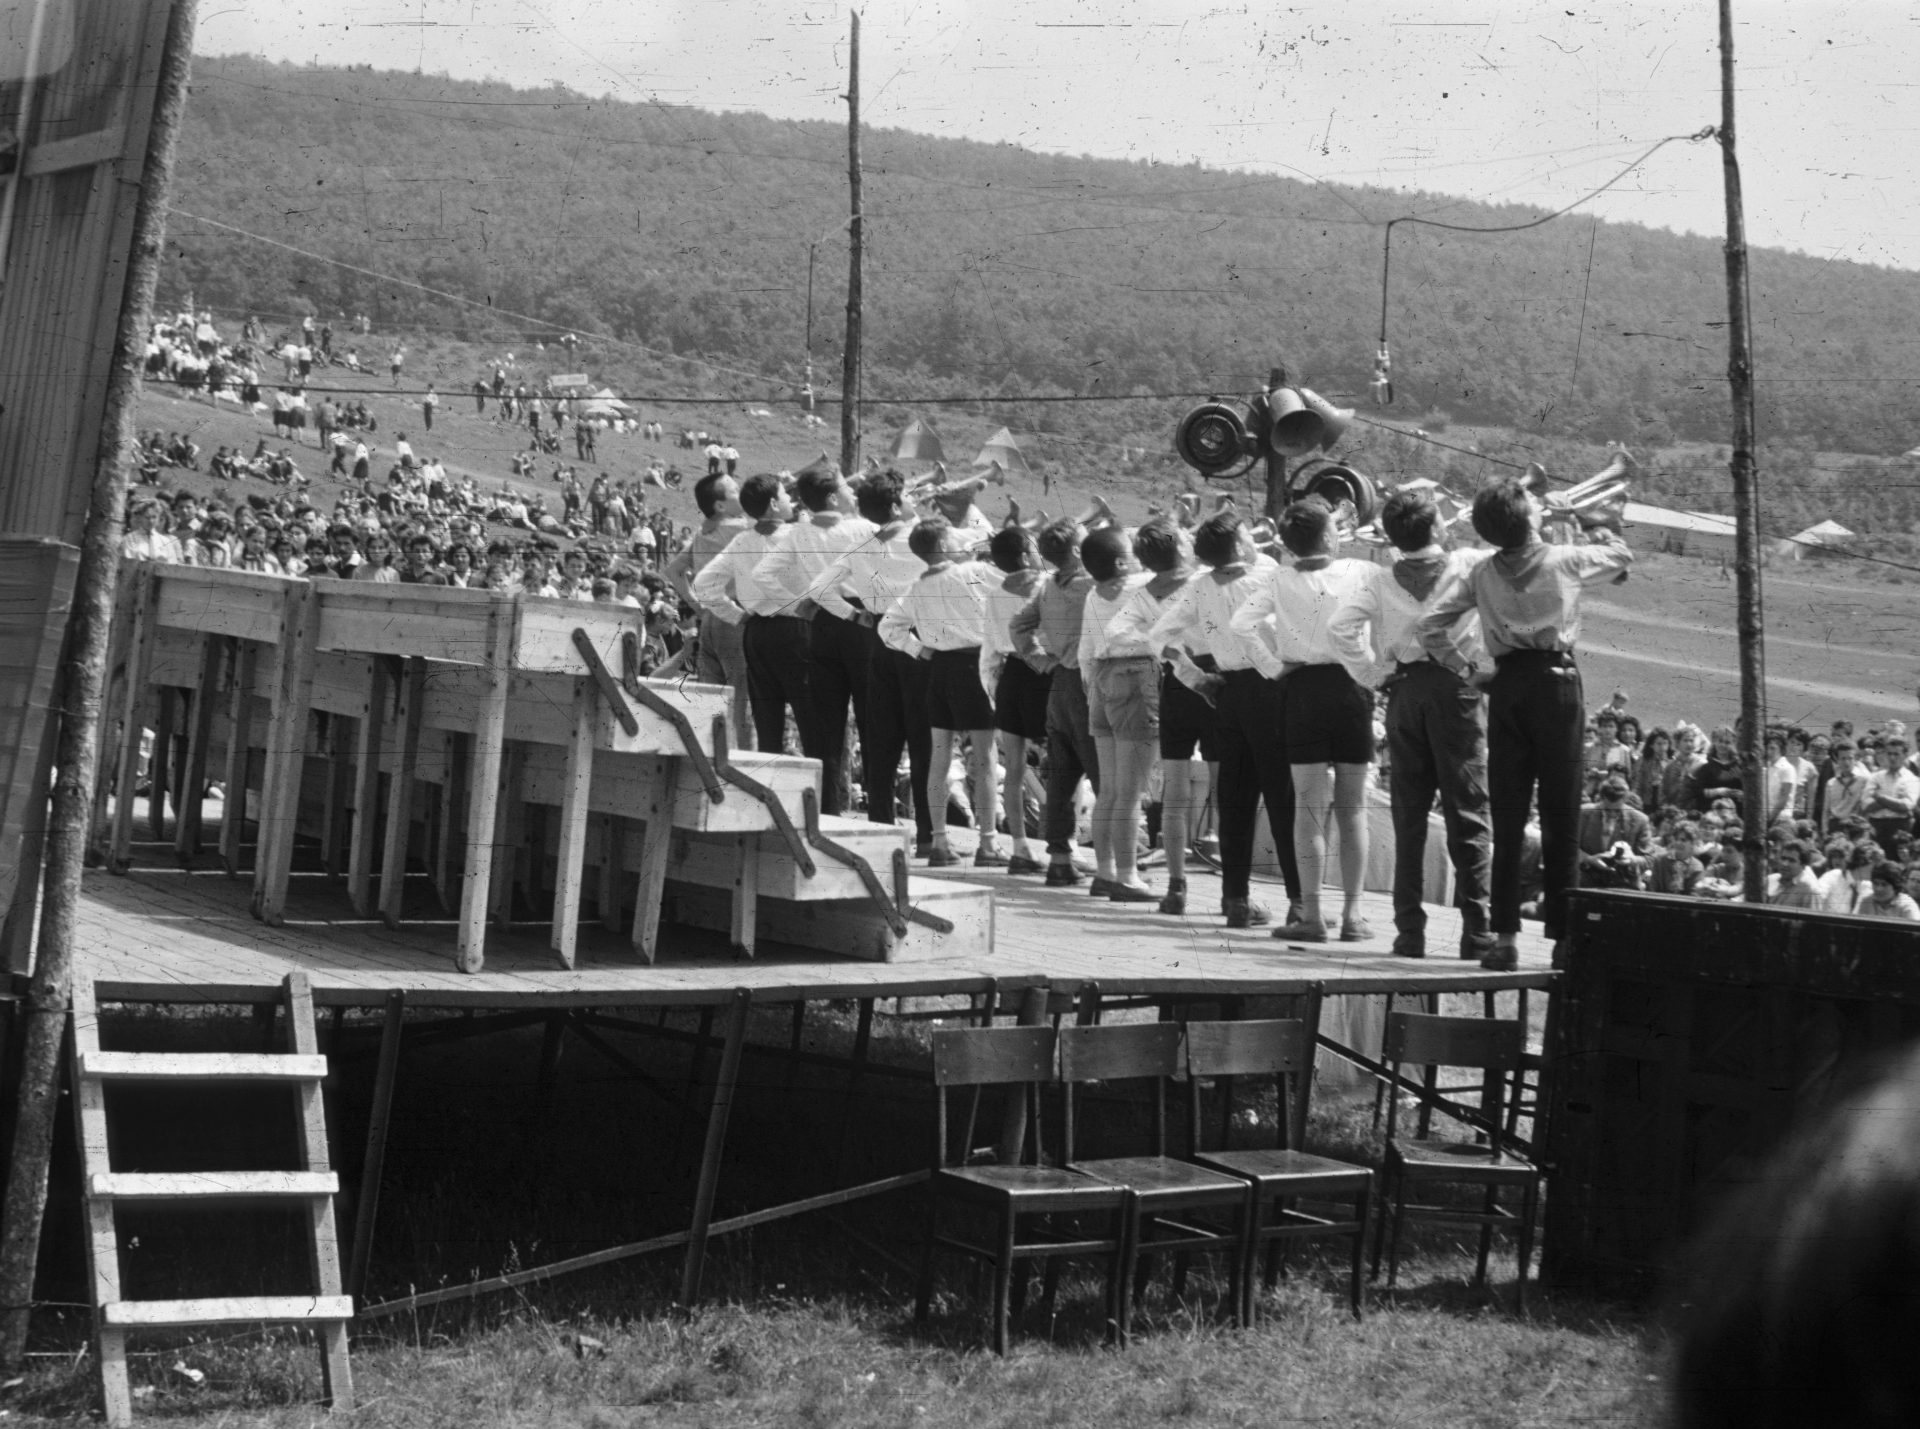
[1718,0,1768,902]
[840,9,863,476]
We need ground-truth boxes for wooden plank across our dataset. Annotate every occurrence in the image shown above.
[90,1171,339,1199]
[172,636,222,861]
[671,752,820,834]
[654,829,888,903]
[308,650,371,719]
[512,597,641,674]
[731,837,760,959]
[220,643,258,876]
[377,659,426,929]
[347,657,390,915]
[456,598,517,973]
[106,567,157,874]
[252,582,320,926]
[68,975,130,1427]
[632,761,675,965]
[548,681,598,969]
[153,568,293,645]
[313,580,498,664]
[284,972,355,1408]
[102,1296,355,1328]
[78,1050,329,1080]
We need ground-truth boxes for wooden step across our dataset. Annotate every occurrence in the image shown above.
[666,877,996,963]
[77,1050,329,1082]
[102,1295,354,1329]
[514,746,823,835]
[659,817,911,902]
[89,1171,338,1201]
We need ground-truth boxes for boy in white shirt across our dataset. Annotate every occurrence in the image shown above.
[879,518,1002,867]
[1230,499,1377,943]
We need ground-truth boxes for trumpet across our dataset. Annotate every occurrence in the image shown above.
[1531,448,1635,543]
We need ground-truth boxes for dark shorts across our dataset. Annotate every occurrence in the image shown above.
[925,647,994,731]
[1279,663,1375,765]
[1086,656,1160,742]
[1159,663,1223,762]
[993,655,1052,741]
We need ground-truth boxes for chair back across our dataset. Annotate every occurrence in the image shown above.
[1057,1022,1183,1161]
[1184,1017,1316,1155]
[1380,1012,1524,1155]
[929,1025,1058,1170]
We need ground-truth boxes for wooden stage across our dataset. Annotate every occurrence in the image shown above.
[77,837,1553,1009]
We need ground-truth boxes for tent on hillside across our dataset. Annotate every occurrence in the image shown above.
[576,387,634,418]
[1776,518,1854,560]
[890,418,945,463]
[973,427,1032,478]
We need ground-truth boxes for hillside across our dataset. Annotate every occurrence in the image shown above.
[157,56,1920,544]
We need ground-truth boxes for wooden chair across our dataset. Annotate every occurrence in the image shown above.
[913,1025,1134,1354]
[1058,1022,1254,1342]
[1368,1011,1541,1310]
[1184,1005,1373,1322]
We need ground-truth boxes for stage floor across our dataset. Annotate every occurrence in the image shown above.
[73,839,1554,1008]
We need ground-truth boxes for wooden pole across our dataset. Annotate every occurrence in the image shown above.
[0,0,199,1372]
[1718,0,1768,902]
[840,9,863,477]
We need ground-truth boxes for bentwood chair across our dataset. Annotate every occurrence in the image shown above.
[914,1025,1134,1353]
[1184,1005,1374,1322]
[1368,1011,1541,1311]
[1057,1022,1254,1343]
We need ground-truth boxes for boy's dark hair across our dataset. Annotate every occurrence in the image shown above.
[908,517,951,562]
[856,469,905,524]
[1278,499,1332,559]
[738,473,782,520]
[1777,839,1814,866]
[1080,527,1129,582]
[1471,478,1535,550]
[1133,515,1182,573]
[1872,859,1907,888]
[1670,820,1701,844]
[692,471,731,518]
[1036,518,1083,568]
[987,525,1035,574]
[1192,513,1244,569]
[793,465,841,513]
[405,532,436,552]
[1831,739,1856,757]
[1831,719,1855,737]
[1380,489,1441,553]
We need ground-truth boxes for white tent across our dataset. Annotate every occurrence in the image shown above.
[973,427,1032,476]
[1776,518,1854,560]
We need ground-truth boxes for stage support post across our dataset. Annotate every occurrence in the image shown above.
[679,989,752,1310]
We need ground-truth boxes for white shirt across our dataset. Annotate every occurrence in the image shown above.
[752,513,876,613]
[1145,554,1279,672]
[1230,557,1376,680]
[879,560,996,658]
[690,523,798,623]
[1078,574,1153,666]
[1763,756,1799,821]
[814,523,921,622]
[1326,549,1488,687]
[981,570,1041,689]
[1868,764,1920,815]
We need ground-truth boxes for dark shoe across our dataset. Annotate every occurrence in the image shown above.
[1223,899,1270,929]
[1158,879,1187,915]
[1044,862,1083,888]
[1108,883,1158,904]
[1274,919,1329,944]
[1392,933,1427,959]
[1460,932,1497,961]
[1480,943,1520,972]
[973,848,1011,868]
[927,848,961,868]
[1088,877,1119,898]
[1006,854,1045,876]
[914,839,934,860]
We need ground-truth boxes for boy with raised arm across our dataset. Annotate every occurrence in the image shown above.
[1416,472,1634,969]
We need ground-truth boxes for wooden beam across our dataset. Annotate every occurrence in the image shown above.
[377,659,426,929]
[548,680,597,968]
[680,989,751,1309]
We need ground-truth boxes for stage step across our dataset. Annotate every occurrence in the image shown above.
[101,1295,354,1329]
[660,815,911,903]
[667,875,996,963]
[71,972,353,1426]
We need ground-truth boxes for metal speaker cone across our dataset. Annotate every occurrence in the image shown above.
[1266,387,1326,458]
[1290,460,1381,527]
[1175,402,1252,476]
[1298,388,1352,452]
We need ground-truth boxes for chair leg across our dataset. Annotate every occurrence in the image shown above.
[1473,1184,1498,1287]
[991,1206,1017,1355]
[1111,1194,1140,1349]
[1349,1184,1370,1319]
[913,1192,939,1324]
[1384,1175,1408,1293]
[1368,1171,1390,1281]
[1516,1178,1540,1316]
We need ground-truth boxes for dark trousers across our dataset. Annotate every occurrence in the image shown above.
[1043,667,1100,856]
[1487,651,1585,940]
[808,610,876,817]
[1385,661,1492,940]
[743,614,816,758]
[1215,669,1300,904]
[866,646,933,843]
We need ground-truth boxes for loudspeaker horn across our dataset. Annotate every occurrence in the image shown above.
[1174,402,1252,477]
[1266,387,1325,457]
[1289,460,1381,527]
[1298,388,1352,451]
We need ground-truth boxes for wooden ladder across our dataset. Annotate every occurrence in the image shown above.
[71,971,353,1426]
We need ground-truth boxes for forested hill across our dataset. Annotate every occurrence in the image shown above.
[167,55,1920,465]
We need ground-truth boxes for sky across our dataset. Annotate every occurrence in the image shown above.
[195,0,1920,271]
